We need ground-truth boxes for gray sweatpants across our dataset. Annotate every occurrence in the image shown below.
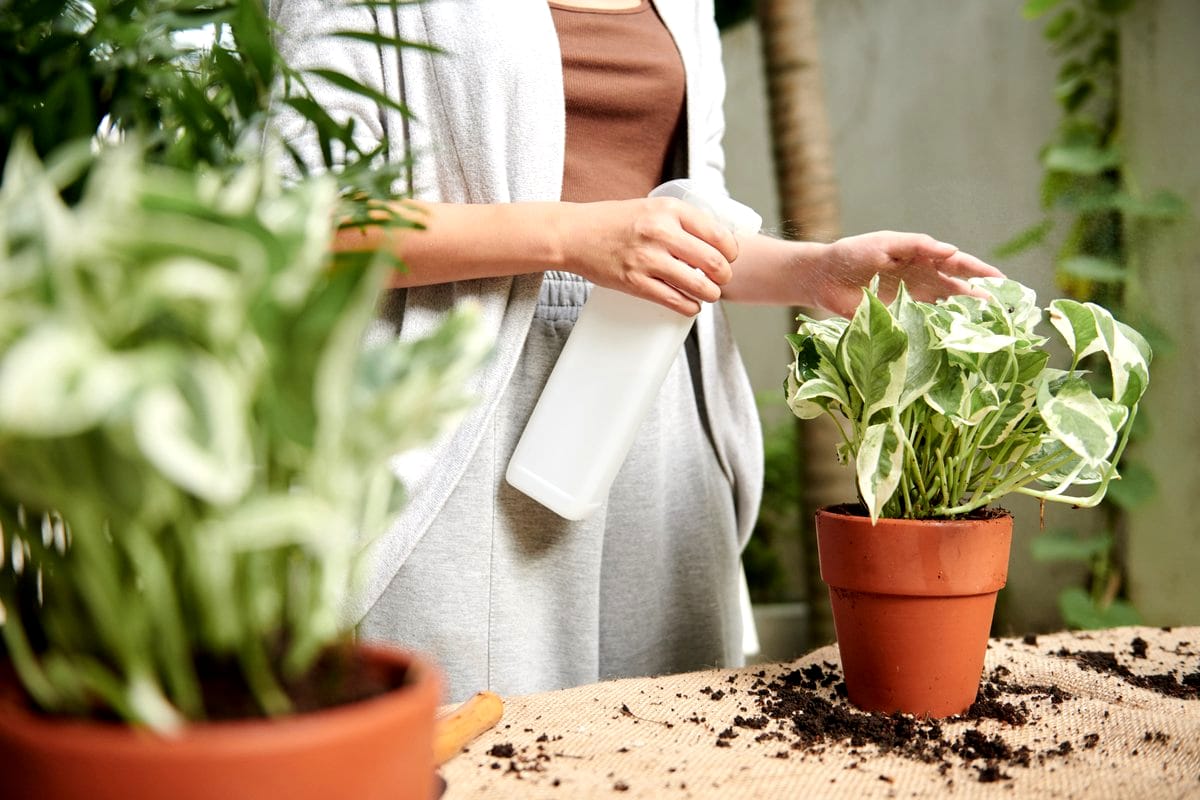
[359,273,743,702]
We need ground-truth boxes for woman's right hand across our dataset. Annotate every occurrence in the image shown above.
[558,197,739,316]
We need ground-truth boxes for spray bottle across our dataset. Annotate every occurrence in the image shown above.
[505,179,763,519]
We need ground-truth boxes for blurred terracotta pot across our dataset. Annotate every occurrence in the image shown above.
[816,505,1012,718]
[0,644,442,800]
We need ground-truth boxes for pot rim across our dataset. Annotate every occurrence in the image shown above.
[0,643,442,752]
[815,506,1013,597]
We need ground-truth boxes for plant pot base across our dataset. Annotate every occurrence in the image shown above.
[829,588,1000,717]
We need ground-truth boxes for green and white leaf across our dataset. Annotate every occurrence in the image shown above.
[856,414,906,523]
[974,277,1043,336]
[1102,315,1152,407]
[937,316,1018,354]
[786,324,853,419]
[132,357,253,506]
[838,291,908,423]
[0,324,136,437]
[788,376,848,419]
[891,284,942,408]
[1037,377,1121,467]
[1048,299,1105,361]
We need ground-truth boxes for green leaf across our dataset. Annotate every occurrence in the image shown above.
[1118,190,1189,220]
[210,45,259,121]
[1095,0,1134,14]
[1044,144,1121,176]
[283,96,352,167]
[838,291,908,423]
[1058,255,1127,284]
[1103,460,1155,510]
[1058,77,1094,112]
[1016,350,1051,384]
[956,380,1002,427]
[1058,587,1141,630]
[1031,529,1113,563]
[994,219,1053,259]
[1023,0,1064,20]
[1040,169,1075,209]
[1043,7,1077,40]
[231,0,276,90]
[328,30,443,54]
[306,68,413,118]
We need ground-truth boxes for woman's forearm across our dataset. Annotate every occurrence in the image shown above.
[721,233,826,306]
[334,196,739,315]
[336,200,570,287]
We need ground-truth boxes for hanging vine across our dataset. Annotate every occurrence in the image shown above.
[999,0,1186,629]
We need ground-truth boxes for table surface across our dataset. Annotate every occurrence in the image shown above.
[439,626,1200,799]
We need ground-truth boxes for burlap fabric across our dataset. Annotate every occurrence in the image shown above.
[440,626,1199,799]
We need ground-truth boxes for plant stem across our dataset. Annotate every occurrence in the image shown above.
[938,446,1078,516]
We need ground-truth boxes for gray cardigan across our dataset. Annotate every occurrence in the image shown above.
[268,0,763,623]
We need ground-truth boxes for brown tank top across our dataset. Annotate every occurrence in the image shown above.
[549,1,686,202]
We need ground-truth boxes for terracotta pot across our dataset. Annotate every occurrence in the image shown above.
[816,505,1012,718]
[0,644,442,800]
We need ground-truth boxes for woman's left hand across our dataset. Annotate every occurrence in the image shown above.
[810,231,1004,318]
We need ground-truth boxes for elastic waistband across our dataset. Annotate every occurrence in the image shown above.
[535,271,591,321]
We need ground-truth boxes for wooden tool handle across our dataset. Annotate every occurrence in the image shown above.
[433,690,504,766]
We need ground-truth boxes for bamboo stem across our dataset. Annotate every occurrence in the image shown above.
[434,690,505,766]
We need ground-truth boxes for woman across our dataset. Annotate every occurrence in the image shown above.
[269,0,1003,701]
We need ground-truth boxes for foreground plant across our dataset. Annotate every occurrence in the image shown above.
[0,141,488,731]
[786,277,1151,522]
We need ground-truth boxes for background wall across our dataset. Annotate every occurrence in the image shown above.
[1122,0,1200,626]
[718,0,1200,634]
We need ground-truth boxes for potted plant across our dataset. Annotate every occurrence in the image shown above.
[0,1,487,797]
[785,276,1151,717]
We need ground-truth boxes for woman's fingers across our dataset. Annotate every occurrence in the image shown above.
[658,256,723,303]
[672,200,739,279]
[939,248,1005,280]
[629,270,703,317]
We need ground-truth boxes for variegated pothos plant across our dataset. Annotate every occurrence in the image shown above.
[786,277,1151,523]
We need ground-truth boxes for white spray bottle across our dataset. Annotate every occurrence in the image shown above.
[505,179,762,519]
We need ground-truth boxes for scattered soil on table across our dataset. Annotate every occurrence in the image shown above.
[1055,638,1200,700]
[736,661,1086,785]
